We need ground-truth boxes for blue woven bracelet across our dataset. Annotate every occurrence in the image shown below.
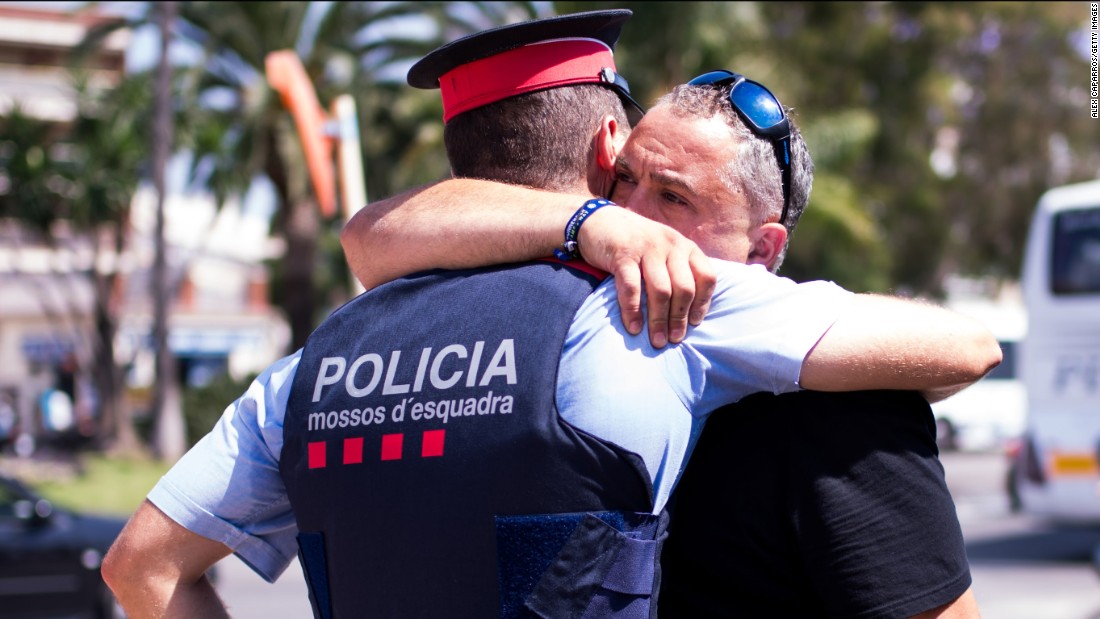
[553,198,614,261]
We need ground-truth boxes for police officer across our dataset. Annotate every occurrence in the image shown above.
[106,11,668,619]
[280,12,666,619]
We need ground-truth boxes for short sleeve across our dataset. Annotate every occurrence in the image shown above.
[659,390,971,618]
[147,351,303,583]
[683,261,855,414]
[792,391,972,618]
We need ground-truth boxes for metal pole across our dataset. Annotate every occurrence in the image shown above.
[332,94,367,296]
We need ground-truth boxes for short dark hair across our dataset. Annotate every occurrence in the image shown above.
[656,85,814,270]
[444,85,629,192]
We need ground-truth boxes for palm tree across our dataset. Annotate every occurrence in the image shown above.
[69,1,543,454]
[84,1,544,353]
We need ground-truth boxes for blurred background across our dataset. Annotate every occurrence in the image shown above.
[0,2,1097,618]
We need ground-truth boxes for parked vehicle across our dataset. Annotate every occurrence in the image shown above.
[932,339,1025,452]
[0,473,127,619]
[1012,179,1100,522]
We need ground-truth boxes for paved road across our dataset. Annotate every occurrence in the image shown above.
[945,451,1100,619]
[212,451,1100,618]
[215,555,311,618]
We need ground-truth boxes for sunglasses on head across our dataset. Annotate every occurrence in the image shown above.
[687,70,792,227]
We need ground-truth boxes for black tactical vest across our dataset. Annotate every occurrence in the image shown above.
[281,261,665,618]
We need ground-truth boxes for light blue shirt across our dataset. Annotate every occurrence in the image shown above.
[148,260,852,582]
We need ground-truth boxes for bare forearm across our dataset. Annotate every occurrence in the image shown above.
[103,501,232,619]
[341,178,586,290]
[799,294,1002,398]
[112,572,228,619]
[339,177,716,347]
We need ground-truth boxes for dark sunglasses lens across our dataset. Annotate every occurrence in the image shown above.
[687,70,736,87]
[730,81,784,128]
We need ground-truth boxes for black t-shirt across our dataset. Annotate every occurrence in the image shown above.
[659,390,972,618]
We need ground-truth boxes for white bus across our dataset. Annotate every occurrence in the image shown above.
[1013,179,1100,521]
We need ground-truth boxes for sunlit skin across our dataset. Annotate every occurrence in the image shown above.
[609,105,783,265]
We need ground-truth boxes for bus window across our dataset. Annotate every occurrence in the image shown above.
[1051,206,1100,295]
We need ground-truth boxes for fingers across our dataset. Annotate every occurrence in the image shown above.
[642,252,673,348]
[688,248,716,327]
[581,209,646,337]
[575,206,715,348]
[664,247,698,344]
[613,260,645,336]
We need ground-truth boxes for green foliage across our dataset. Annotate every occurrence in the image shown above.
[66,74,154,229]
[782,171,892,292]
[78,1,548,351]
[181,372,258,448]
[51,1,1100,301]
[782,109,891,290]
[1,72,156,451]
[0,75,151,235]
[33,455,172,516]
[0,109,64,233]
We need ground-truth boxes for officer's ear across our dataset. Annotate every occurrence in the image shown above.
[594,115,623,172]
[747,222,787,269]
[590,115,624,198]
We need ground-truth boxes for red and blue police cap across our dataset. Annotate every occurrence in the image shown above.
[407,9,645,125]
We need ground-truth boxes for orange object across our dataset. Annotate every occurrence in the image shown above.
[1049,451,1099,477]
[265,50,336,217]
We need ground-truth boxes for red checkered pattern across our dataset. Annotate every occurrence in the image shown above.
[308,441,326,469]
[381,433,404,461]
[308,430,448,469]
[343,437,363,465]
[422,430,445,457]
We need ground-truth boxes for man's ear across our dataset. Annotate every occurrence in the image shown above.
[594,115,623,171]
[590,115,624,197]
[747,222,788,269]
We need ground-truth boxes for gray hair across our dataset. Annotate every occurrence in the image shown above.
[654,84,814,270]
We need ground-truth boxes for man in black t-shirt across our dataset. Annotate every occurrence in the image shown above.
[660,390,975,618]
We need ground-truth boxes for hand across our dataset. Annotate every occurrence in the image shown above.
[578,206,716,348]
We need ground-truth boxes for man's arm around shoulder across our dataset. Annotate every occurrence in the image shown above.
[799,294,1003,402]
[103,500,232,619]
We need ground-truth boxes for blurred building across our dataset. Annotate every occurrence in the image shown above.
[120,187,289,393]
[0,3,128,122]
[0,5,289,453]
